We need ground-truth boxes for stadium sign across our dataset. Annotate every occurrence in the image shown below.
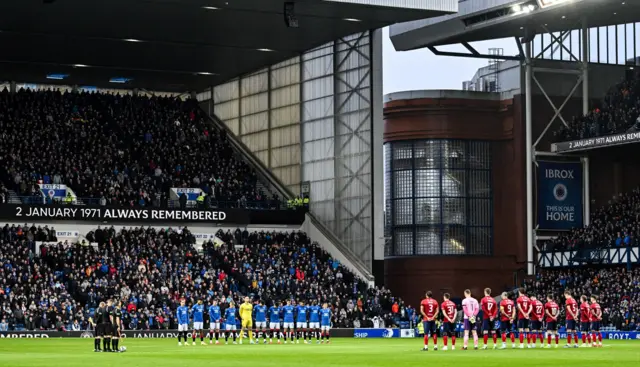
[551,131,640,153]
[0,204,305,226]
[536,161,583,230]
[0,329,353,338]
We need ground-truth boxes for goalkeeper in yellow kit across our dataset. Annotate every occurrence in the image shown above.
[239,296,255,344]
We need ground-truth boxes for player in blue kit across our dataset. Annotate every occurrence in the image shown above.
[269,302,282,344]
[282,300,295,344]
[208,300,222,345]
[224,302,238,344]
[296,301,309,344]
[191,299,205,345]
[254,300,268,344]
[176,299,189,346]
[308,301,321,343]
[320,303,332,344]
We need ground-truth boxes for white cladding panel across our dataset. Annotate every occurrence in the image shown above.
[211,32,376,271]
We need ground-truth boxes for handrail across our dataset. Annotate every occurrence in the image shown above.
[201,107,374,281]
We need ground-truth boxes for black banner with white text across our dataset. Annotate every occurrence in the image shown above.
[0,328,353,338]
[0,204,304,226]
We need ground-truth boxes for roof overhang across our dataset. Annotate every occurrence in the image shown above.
[0,0,457,92]
[390,0,640,50]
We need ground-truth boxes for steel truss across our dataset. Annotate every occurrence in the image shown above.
[524,19,592,275]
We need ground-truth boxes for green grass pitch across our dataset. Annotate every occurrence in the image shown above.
[1,339,638,367]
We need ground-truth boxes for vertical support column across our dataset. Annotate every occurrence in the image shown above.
[581,156,590,227]
[525,39,534,276]
[10,81,17,94]
[582,18,589,115]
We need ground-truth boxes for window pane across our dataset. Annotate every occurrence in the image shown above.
[393,143,413,170]
[468,170,491,197]
[415,198,441,224]
[416,227,441,255]
[469,199,491,226]
[443,225,466,255]
[443,169,466,197]
[468,141,491,169]
[394,228,414,256]
[415,140,442,168]
[468,227,492,255]
[443,198,466,225]
[394,199,413,225]
[415,169,440,197]
[444,140,467,169]
[393,170,413,198]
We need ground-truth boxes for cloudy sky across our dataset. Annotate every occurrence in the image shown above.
[381,27,519,95]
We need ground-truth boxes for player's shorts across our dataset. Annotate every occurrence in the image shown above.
[283,322,294,329]
[320,324,331,332]
[546,321,557,331]
[309,322,320,329]
[113,326,122,338]
[590,321,600,331]
[464,318,477,331]
[566,320,576,331]
[442,322,455,335]
[256,321,267,329]
[178,323,189,332]
[580,322,590,332]
[423,321,436,334]
[482,319,495,332]
[241,319,253,329]
[296,322,307,329]
[532,320,543,330]
[96,323,106,337]
[209,322,221,330]
[225,324,237,331]
[104,323,114,336]
[500,320,512,332]
[517,319,529,330]
[193,322,204,330]
[269,322,281,329]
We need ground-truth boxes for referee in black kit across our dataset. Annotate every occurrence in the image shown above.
[110,300,123,351]
[91,301,107,352]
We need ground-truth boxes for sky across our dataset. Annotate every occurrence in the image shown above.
[381,27,519,96]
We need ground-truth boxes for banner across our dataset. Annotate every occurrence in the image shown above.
[353,328,399,338]
[0,328,352,338]
[40,184,67,199]
[171,188,202,201]
[0,204,305,226]
[537,161,583,230]
[551,131,640,153]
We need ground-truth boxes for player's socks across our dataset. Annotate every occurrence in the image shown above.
[567,334,572,345]
[248,330,254,343]
[94,338,100,350]
[423,334,429,347]
[573,334,578,344]
[492,334,497,345]
[519,333,524,345]
[483,334,488,346]
[598,332,602,343]
[547,334,552,345]
[200,331,204,342]
[443,336,448,346]
[539,333,543,344]
[473,334,478,348]
[510,333,515,343]
[432,334,437,348]
[501,333,506,343]
[555,334,559,344]
[581,334,586,344]
[526,333,531,345]
[463,334,469,348]
[452,336,456,346]
[532,333,537,344]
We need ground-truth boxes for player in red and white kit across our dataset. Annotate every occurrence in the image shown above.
[564,290,579,348]
[579,295,592,347]
[499,292,516,349]
[441,293,457,351]
[515,288,532,349]
[480,288,498,350]
[544,295,560,348]
[529,296,544,348]
[589,295,602,347]
[420,291,439,351]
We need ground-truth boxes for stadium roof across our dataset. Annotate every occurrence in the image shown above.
[390,0,640,51]
[0,0,456,92]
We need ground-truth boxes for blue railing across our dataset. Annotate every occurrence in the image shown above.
[537,245,640,269]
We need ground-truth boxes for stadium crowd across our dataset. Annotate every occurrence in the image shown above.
[0,88,273,208]
[543,187,640,251]
[553,69,640,142]
[0,224,411,331]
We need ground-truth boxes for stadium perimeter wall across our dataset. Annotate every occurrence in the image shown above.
[196,31,385,278]
[383,59,640,302]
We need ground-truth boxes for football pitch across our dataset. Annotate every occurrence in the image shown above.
[0,339,638,367]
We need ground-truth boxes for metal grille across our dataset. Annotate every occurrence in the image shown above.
[384,139,493,256]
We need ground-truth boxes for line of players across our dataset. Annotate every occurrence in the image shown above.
[175,296,333,346]
[419,288,603,351]
[88,299,124,353]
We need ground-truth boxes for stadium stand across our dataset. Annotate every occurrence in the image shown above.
[542,187,640,251]
[525,267,640,331]
[553,69,640,142]
[0,224,410,331]
[0,88,276,208]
